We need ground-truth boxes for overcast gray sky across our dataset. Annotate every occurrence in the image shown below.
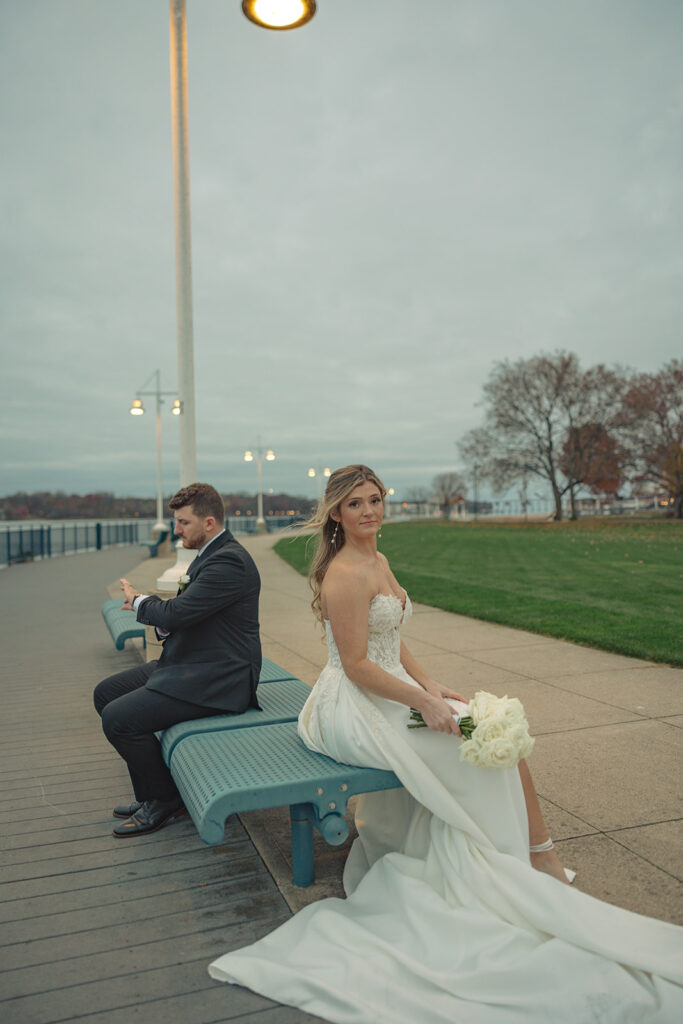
[1,0,681,503]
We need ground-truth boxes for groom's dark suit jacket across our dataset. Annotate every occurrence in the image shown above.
[135,529,262,713]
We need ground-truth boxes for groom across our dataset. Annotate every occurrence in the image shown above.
[94,482,261,837]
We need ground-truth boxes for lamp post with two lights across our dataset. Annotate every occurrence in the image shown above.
[308,466,331,501]
[244,439,276,532]
[129,370,179,528]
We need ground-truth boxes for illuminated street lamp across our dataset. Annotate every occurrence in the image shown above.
[129,370,178,527]
[242,0,317,30]
[244,438,276,532]
[308,465,331,500]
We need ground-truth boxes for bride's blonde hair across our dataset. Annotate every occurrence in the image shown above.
[306,464,387,623]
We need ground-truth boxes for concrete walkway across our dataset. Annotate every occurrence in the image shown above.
[124,533,683,923]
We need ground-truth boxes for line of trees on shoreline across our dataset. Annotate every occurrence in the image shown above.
[0,491,318,522]
[433,353,680,521]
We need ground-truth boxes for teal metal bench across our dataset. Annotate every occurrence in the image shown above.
[101,599,147,650]
[160,676,312,762]
[160,673,402,887]
[141,528,170,558]
[258,656,299,683]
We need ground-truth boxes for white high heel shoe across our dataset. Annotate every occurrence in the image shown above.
[530,837,577,884]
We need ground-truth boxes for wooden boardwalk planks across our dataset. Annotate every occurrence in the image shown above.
[0,549,322,1023]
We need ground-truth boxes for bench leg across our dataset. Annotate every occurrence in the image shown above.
[290,802,315,887]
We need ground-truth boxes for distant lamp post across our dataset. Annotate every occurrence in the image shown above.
[308,466,331,500]
[129,370,178,528]
[242,0,316,30]
[244,438,275,532]
[385,487,395,520]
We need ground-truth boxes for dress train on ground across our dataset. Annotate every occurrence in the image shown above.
[209,595,683,1023]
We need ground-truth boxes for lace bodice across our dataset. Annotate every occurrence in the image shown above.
[324,592,412,671]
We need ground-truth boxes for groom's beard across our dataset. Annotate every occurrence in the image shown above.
[177,529,208,550]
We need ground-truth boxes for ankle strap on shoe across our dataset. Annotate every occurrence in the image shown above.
[530,837,554,853]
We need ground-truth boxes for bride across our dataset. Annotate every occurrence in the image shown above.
[209,464,682,1023]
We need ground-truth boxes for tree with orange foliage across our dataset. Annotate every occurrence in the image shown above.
[618,360,683,518]
[560,423,625,504]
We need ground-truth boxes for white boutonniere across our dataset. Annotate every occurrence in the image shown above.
[178,573,191,592]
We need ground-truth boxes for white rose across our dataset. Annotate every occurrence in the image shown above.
[499,697,525,722]
[481,737,518,769]
[469,691,500,721]
[472,717,506,743]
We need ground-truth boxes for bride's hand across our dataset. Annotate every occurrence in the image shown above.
[417,693,461,735]
[439,686,469,704]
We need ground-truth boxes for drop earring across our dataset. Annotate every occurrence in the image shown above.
[331,522,339,545]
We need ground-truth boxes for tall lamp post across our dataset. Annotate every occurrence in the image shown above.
[129,370,179,528]
[244,439,275,532]
[161,0,315,584]
[308,465,331,500]
[168,0,316,487]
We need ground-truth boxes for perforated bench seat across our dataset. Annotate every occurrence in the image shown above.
[101,599,146,651]
[160,676,312,762]
[258,656,299,683]
[165,720,401,886]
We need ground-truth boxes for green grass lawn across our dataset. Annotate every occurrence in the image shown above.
[274,518,683,666]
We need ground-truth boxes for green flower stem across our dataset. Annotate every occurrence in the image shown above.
[408,709,476,738]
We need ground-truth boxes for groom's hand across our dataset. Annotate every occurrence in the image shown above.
[120,578,139,611]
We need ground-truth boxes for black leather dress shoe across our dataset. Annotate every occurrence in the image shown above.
[112,798,186,838]
[113,801,142,819]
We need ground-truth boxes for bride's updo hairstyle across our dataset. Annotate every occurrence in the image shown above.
[307,464,387,623]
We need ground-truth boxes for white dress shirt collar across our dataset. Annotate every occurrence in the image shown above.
[197,529,226,559]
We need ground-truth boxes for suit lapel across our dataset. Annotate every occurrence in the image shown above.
[188,530,232,581]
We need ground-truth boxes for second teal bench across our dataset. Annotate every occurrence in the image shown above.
[101,599,146,651]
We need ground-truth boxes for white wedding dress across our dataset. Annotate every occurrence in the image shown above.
[209,594,683,1023]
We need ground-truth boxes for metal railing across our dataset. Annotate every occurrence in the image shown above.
[0,519,158,569]
[0,514,305,568]
[226,514,305,535]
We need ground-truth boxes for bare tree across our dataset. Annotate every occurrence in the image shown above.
[459,352,627,521]
[431,472,466,517]
[618,359,683,518]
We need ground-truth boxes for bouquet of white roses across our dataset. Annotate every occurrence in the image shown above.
[408,690,535,770]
